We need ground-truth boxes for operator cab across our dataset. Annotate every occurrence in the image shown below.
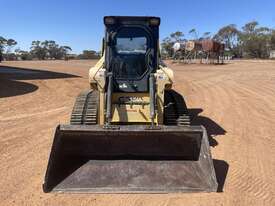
[104,16,160,92]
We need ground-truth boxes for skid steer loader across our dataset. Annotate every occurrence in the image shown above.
[43,16,218,193]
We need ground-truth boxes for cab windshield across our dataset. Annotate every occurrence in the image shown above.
[112,27,150,79]
[115,28,148,54]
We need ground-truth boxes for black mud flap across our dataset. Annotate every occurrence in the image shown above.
[43,125,218,193]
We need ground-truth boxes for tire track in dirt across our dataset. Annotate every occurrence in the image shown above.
[229,162,274,204]
[222,82,275,205]
[1,60,275,206]
[0,106,68,121]
[186,65,275,205]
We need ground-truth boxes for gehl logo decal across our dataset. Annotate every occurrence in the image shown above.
[119,83,128,89]
[118,96,144,104]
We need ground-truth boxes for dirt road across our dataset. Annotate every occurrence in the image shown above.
[0,60,274,205]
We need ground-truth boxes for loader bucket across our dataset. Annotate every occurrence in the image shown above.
[43,125,218,193]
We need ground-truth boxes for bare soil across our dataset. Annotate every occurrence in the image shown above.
[0,60,274,205]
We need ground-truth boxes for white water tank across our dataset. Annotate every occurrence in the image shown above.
[173,42,185,52]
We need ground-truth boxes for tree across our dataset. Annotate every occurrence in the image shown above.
[0,36,7,52]
[213,24,241,57]
[60,46,72,60]
[239,21,272,58]
[214,25,239,49]
[30,41,47,60]
[30,40,71,60]
[242,21,259,34]
[0,37,18,61]
[6,39,17,53]
[15,48,32,60]
[4,39,17,60]
[78,50,99,59]
[271,30,275,50]
[42,40,58,59]
[188,29,211,40]
[170,31,184,42]
[160,37,174,58]
[42,41,72,59]
[0,37,6,62]
[160,31,185,58]
[201,32,211,40]
[189,28,199,39]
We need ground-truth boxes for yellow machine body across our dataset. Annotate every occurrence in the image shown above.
[89,55,174,125]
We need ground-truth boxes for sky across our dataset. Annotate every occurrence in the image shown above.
[1,0,274,54]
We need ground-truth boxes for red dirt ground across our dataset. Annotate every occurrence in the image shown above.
[0,60,274,205]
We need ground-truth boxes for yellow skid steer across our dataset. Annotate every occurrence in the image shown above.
[43,16,217,193]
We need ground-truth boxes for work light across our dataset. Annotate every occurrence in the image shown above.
[149,18,160,26]
[104,17,116,25]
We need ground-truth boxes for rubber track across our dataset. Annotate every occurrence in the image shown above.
[70,90,98,125]
[164,90,191,126]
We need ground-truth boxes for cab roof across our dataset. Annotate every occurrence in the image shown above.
[104,16,161,26]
